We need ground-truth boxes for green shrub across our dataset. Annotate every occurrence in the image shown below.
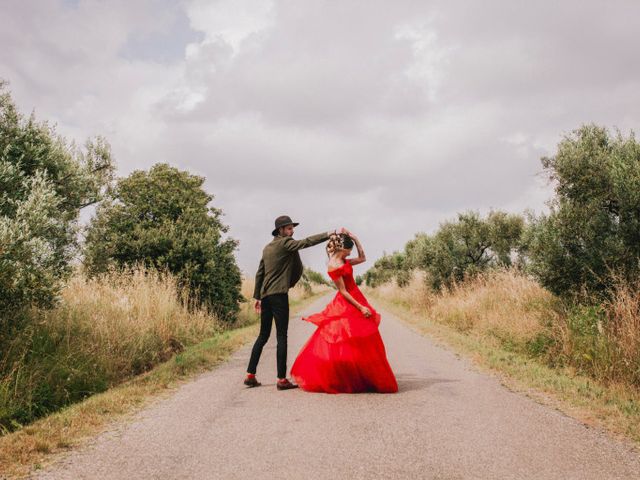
[525,332,556,358]
[364,251,409,287]
[303,268,329,286]
[83,163,242,321]
[0,80,114,324]
[527,124,640,300]
[366,211,524,290]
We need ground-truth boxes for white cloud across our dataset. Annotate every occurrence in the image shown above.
[187,0,275,52]
[394,21,450,102]
[2,0,639,276]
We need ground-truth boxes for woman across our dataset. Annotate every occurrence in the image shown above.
[290,230,398,393]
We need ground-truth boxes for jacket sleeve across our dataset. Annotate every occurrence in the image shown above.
[253,258,265,300]
[281,232,330,252]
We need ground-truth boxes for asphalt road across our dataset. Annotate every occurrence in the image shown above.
[33,293,640,479]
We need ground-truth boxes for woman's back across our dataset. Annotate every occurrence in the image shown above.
[328,260,358,293]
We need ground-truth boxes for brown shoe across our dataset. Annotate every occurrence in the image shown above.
[244,376,261,387]
[276,379,299,390]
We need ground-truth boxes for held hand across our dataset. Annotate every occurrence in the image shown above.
[360,305,372,318]
[254,300,261,313]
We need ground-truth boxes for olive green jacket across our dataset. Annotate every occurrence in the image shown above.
[253,232,330,300]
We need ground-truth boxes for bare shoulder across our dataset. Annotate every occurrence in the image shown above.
[327,260,345,271]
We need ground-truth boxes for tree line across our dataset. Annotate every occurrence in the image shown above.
[1,81,242,328]
[365,124,640,305]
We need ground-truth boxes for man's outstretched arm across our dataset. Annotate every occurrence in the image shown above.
[282,228,343,252]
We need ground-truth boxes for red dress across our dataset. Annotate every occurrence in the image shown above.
[291,260,398,393]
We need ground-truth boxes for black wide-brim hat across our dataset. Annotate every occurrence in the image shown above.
[272,215,299,236]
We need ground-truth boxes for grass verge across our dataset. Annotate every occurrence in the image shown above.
[370,291,640,448]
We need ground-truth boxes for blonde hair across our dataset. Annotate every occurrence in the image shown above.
[326,233,344,256]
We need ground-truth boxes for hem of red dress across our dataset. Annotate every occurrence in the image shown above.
[291,377,398,394]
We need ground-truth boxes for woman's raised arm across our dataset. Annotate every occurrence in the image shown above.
[346,230,366,266]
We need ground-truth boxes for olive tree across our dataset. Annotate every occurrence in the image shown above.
[0,81,114,320]
[527,124,640,299]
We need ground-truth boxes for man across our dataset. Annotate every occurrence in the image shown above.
[245,215,343,390]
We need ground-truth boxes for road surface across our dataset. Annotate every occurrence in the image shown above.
[33,293,640,479]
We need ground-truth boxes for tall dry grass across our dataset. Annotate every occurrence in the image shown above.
[555,278,640,387]
[374,269,560,348]
[59,266,221,367]
[371,268,640,389]
[604,281,640,386]
[0,266,222,432]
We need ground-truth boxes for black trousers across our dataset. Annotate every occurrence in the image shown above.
[247,293,290,379]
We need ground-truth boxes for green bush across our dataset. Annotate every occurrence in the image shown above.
[555,306,613,375]
[303,268,330,286]
[0,80,114,323]
[367,211,524,290]
[0,319,111,428]
[527,124,640,300]
[83,163,242,321]
[418,211,524,290]
[297,269,329,294]
[364,251,408,287]
[525,331,556,358]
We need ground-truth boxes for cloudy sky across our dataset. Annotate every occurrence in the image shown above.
[2,0,639,277]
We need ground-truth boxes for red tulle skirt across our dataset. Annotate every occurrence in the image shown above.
[291,293,398,394]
